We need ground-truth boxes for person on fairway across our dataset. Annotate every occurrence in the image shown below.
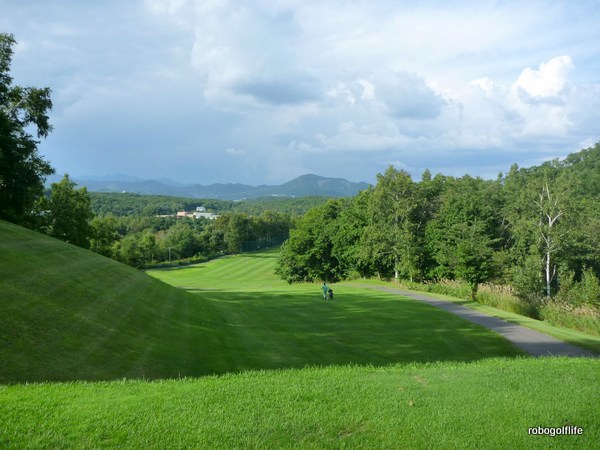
[322,282,329,300]
[327,287,334,300]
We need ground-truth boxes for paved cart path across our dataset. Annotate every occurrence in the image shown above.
[356,285,598,358]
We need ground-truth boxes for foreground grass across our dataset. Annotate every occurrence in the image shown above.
[1,358,598,449]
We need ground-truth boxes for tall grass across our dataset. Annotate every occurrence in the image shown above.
[398,279,539,317]
[395,278,600,337]
[540,301,600,336]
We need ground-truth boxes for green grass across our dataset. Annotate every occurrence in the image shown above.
[2,220,599,448]
[1,358,598,449]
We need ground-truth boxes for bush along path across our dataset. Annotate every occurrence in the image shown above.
[354,285,599,358]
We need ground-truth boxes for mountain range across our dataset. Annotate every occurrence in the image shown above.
[56,174,371,200]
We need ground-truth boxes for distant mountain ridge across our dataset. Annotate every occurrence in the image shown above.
[59,174,370,200]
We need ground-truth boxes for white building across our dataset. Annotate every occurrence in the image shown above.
[192,211,219,220]
[174,206,219,220]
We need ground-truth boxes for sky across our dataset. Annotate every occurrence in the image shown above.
[2,0,600,185]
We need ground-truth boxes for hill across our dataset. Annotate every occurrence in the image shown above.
[0,219,228,383]
[64,173,370,200]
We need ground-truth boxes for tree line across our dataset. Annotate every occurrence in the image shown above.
[29,175,292,268]
[88,192,328,217]
[91,208,291,267]
[276,144,600,312]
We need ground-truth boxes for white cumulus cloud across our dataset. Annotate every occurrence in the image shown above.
[512,55,573,103]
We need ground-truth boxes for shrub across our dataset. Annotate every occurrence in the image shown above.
[510,255,545,304]
[477,283,540,318]
[397,279,539,318]
[557,267,600,307]
[578,268,600,307]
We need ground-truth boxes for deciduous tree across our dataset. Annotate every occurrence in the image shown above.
[0,33,54,223]
[426,176,503,300]
[366,166,419,281]
[275,200,344,283]
[43,175,94,248]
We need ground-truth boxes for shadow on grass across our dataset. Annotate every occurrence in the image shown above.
[169,287,524,377]
[1,286,524,384]
[355,285,600,357]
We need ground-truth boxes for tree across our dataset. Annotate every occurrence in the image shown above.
[163,221,199,260]
[503,164,573,299]
[114,233,146,268]
[90,214,120,257]
[275,200,344,283]
[416,171,447,278]
[331,190,374,278]
[224,213,253,254]
[365,167,420,281]
[453,220,497,300]
[0,33,54,224]
[426,176,503,300]
[43,175,94,248]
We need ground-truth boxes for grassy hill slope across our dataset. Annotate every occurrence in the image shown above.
[0,219,229,383]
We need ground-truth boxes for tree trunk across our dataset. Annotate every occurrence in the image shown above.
[545,250,551,298]
[470,282,478,302]
[535,183,562,298]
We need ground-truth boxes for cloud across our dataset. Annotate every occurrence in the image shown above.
[288,141,321,154]
[171,1,321,109]
[326,72,444,120]
[440,54,594,146]
[372,71,446,120]
[315,120,411,152]
[3,0,600,185]
[512,55,573,104]
[507,56,577,136]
